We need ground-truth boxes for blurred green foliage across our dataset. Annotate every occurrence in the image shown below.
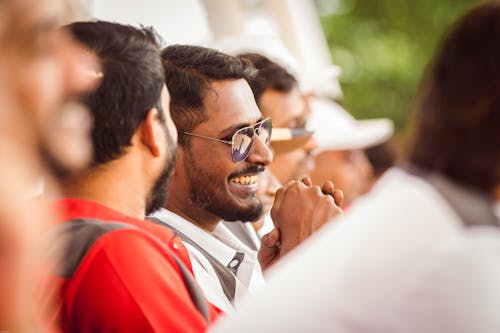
[316,0,478,133]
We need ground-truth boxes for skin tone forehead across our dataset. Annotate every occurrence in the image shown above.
[196,78,262,136]
[12,0,65,29]
[0,3,6,39]
[259,86,306,128]
[7,0,65,53]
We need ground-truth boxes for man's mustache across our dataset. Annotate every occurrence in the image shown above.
[228,165,265,179]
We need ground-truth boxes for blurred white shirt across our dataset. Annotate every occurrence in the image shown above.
[211,168,500,333]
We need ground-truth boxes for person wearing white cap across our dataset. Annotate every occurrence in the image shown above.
[308,97,394,208]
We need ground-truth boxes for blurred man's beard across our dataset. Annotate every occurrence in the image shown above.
[37,101,93,180]
[145,131,177,215]
[39,143,78,180]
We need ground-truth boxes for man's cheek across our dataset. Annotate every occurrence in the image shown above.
[22,59,65,126]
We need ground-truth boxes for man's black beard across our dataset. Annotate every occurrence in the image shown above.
[145,131,177,215]
[185,153,264,223]
[187,189,263,222]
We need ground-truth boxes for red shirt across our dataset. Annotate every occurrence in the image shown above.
[44,198,220,332]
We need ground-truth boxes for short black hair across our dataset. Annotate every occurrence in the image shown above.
[237,52,298,104]
[66,21,165,164]
[161,45,257,145]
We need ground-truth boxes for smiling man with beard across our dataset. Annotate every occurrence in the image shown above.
[43,21,221,332]
[152,45,342,313]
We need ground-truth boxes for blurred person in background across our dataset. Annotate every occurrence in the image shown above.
[250,169,281,239]
[307,97,393,208]
[237,52,318,185]
[0,0,99,331]
[211,2,500,332]
[364,140,397,184]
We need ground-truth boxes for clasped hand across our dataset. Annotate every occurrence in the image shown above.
[258,177,343,270]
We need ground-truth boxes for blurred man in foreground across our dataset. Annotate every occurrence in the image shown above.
[0,0,99,331]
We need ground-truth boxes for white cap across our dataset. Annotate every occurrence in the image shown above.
[308,97,394,152]
[299,65,343,99]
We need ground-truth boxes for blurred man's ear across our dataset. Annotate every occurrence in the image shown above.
[140,107,163,157]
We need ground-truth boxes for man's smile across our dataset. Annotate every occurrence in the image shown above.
[230,175,257,185]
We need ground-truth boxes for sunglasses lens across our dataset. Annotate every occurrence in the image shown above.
[231,127,254,162]
[257,118,272,145]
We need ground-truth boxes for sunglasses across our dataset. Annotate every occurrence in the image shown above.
[179,118,272,163]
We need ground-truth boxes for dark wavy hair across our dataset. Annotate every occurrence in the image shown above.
[66,21,165,165]
[237,52,298,104]
[161,45,257,145]
[407,1,500,194]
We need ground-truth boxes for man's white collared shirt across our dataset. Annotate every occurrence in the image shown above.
[150,208,265,313]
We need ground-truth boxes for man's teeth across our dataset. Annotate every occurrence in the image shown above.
[231,175,257,185]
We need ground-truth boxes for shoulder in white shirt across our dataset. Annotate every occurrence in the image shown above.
[150,208,265,313]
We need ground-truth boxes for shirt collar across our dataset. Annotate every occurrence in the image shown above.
[151,208,257,266]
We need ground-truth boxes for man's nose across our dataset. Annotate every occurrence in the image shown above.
[303,135,318,153]
[246,135,273,165]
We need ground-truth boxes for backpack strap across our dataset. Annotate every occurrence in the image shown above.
[404,166,500,227]
[46,218,210,323]
[147,217,238,304]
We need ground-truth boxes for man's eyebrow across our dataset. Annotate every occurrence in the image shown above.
[218,117,264,136]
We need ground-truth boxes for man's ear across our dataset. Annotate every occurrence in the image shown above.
[140,107,163,157]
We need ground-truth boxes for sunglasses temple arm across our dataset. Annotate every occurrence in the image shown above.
[179,131,232,145]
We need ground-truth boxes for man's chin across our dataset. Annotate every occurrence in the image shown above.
[39,144,88,180]
[217,199,263,222]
